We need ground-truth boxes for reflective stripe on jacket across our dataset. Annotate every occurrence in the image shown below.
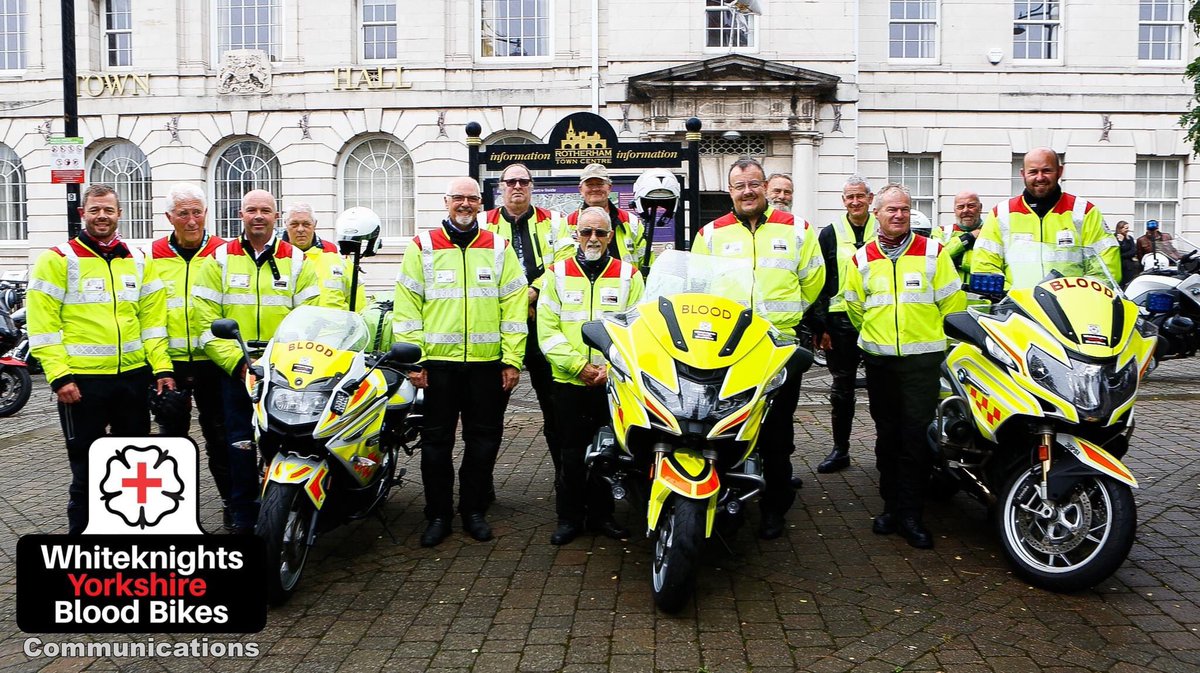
[145,234,225,361]
[692,206,826,333]
[28,238,172,384]
[304,240,366,311]
[843,235,966,356]
[537,256,644,385]
[974,193,1121,285]
[828,214,877,314]
[392,226,528,368]
[191,237,321,374]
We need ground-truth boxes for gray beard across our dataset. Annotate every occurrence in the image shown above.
[451,213,475,228]
[583,246,604,261]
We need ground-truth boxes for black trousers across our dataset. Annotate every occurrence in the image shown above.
[825,313,864,451]
[421,360,508,520]
[523,317,557,450]
[159,359,229,503]
[758,368,803,516]
[547,381,614,525]
[863,352,943,517]
[58,369,152,534]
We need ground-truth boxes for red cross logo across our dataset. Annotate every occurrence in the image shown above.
[122,462,163,504]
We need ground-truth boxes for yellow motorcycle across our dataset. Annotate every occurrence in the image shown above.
[934,242,1155,591]
[582,251,811,612]
[212,306,422,604]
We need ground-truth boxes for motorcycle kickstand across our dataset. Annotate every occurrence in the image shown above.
[711,528,737,558]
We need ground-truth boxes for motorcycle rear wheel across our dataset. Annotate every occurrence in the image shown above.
[995,467,1136,592]
[0,366,30,417]
[257,483,313,605]
[651,496,706,613]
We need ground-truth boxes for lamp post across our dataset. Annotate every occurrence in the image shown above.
[61,0,81,239]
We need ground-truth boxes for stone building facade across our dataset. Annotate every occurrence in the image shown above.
[0,1,1194,289]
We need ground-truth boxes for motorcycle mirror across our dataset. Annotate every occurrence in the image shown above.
[387,341,421,365]
[787,346,815,376]
[581,320,613,354]
[211,319,241,340]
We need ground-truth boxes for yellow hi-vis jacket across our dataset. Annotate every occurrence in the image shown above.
[145,234,226,362]
[303,238,366,311]
[480,206,571,291]
[537,255,644,384]
[827,213,877,314]
[936,223,979,284]
[974,193,1121,286]
[392,224,528,368]
[191,236,321,375]
[843,235,966,356]
[692,206,826,334]
[564,206,648,267]
[28,237,172,386]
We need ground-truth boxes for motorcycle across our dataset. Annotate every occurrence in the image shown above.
[0,279,31,417]
[211,305,424,604]
[932,242,1154,591]
[1124,235,1200,366]
[581,250,811,612]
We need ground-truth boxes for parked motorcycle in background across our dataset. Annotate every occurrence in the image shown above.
[1124,236,1200,367]
[0,276,31,416]
[582,251,811,612]
[932,243,1153,591]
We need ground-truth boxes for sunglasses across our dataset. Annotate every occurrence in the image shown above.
[502,178,532,187]
[577,228,612,239]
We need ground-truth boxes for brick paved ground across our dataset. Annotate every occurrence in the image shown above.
[0,359,1198,672]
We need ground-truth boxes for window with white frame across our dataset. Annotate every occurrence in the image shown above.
[889,0,937,60]
[90,142,152,238]
[1135,157,1182,235]
[0,144,25,240]
[212,140,282,239]
[1013,0,1060,61]
[362,0,396,61]
[0,0,25,71]
[480,0,549,58]
[104,0,132,67]
[705,0,757,50]
[1139,0,1184,62]
[342,137,414,238]
[888,154,937,222]
[216,0,281,61]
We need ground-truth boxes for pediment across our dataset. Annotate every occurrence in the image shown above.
[627,55,840,100]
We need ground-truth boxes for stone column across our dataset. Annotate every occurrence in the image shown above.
[791,132,822,220]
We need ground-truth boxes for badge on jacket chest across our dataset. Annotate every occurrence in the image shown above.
[476,267,494,284]
[771,238,788,253]
[599,288,620,306]
[722,242,743,255]
[904,272,923,290]
[436,270,456,284]
[229,274,250,289]
[273,277,289,290]
[563,290,584,304]
[84,278,105,292]
[1057,230,1075,247]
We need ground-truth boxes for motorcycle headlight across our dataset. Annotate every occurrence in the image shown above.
[269,388,329,424]
[1027,345,1138,420]
[985,336,1017,370]
[763,367,787,395]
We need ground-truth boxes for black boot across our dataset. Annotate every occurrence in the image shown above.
[817,447,850,474]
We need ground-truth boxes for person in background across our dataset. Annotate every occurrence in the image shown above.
[766,173,794,212]
[1115,220,1139,285]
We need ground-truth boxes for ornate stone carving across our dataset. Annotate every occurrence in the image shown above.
[217,50,272,94]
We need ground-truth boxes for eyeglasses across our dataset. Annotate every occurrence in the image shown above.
[729,180,765,192]
[447,194,482,204]
[577,228,612,239]
[502,178,532,187]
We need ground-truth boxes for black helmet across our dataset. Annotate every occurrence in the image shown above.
[149,388,192,427]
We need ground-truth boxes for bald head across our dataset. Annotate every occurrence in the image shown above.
[444,177,483,229]
[953,190,983,229]
[239,189,278,246]
[1021,148,1063,200]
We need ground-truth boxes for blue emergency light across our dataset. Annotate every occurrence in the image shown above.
[969,273,1006,295]
[1146,292,1174,313]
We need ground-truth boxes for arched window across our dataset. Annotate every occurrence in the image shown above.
[0,144,25,240]
[341,136,414,238]
[90,141,152,239]
[211,139,281,239]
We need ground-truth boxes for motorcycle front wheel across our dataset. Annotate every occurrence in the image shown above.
[651,496,706,613]
[0,365,31,417]
[257,483,314,605]
[995,467,1136,592]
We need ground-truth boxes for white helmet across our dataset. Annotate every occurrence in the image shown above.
[632,169,681,215]
[335,207,383,257]
[909,210,932,237]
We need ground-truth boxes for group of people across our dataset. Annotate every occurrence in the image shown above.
[30,146,1124,554]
